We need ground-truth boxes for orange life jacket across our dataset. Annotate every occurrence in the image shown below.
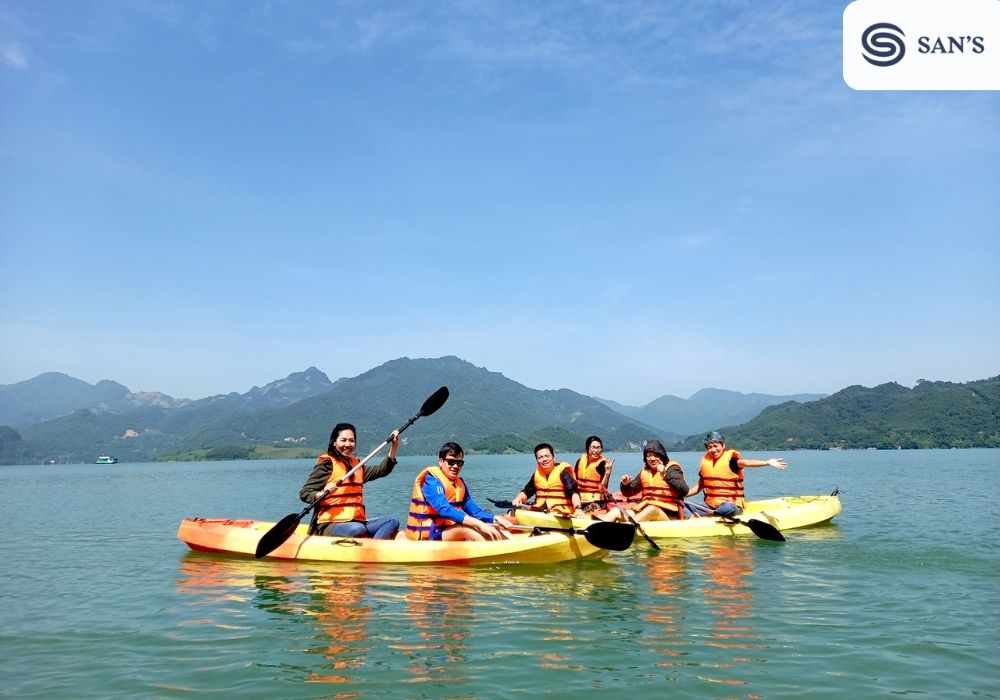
[699,449,745,508]
[405,466,468,540]
[315,453,367,523]
[533,463,575,515]
[638,461,686,517]
[574,454,608,504]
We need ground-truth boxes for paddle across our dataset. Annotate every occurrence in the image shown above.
[686,500,785,542]
[602,486,660,551]
[254,386,450,558]
[724,516,785,542]
[504,522,636,552]
[486,498,644,552]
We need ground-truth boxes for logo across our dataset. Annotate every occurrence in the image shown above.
[844,0,999,91]
[861,22,906,66]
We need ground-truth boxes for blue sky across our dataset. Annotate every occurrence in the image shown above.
[2,1,998,405]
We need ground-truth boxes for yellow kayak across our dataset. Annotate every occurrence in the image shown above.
[513,494,842,542]
[177,517,620,564]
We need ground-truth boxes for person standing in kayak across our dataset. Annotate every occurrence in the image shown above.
[299,422,401,539]
[687,431,787,516]
[618,439,689,521]
[575,435,615,514]
[405,441,514,541]
[510,443,586,517]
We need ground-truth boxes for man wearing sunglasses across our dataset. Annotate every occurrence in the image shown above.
[404,441,513,541]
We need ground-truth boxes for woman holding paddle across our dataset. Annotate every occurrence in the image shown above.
[299,422,401,539]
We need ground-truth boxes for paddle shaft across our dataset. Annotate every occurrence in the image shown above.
[603,486,660,550]
[303,387,450,515]
[504,522,635,551]
[309,430,400,506]
[254,386,449,558]
[686,500,785,542]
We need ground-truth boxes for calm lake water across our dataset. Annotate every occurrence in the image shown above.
[2,449,998,699]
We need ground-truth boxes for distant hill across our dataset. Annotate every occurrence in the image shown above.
[0,367,339,464]
[0,372,133,427]
[174,356,660,457]
[598,388,826,436]
[2,361,994,464]
[0,358,659,464]
[676,377,1000,450]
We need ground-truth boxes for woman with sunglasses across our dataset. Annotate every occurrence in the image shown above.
[404,441,513,541]
[298,422,401,539]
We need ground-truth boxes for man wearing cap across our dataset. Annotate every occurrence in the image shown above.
[618,439,690,521]
[687,431,787,517]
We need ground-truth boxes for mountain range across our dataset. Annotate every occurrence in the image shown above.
[597,388,825,437]
[677,377,1000,451]
[0,357,995,464]
[0,357,825,464]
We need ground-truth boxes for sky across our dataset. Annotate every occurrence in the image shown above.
[1,0,998,405]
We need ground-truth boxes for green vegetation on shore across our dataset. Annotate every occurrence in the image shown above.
[680,377,999,450]
[159,445,316,462]
[1,358,996,464]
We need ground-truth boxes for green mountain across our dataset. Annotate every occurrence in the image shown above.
[0,372,132,427]
[597,387,827,435]
[0,357,659,464]
[676,377,1000,450]
[176,356,659,457]
[3,360,996,464]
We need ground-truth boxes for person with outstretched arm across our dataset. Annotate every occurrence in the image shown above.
[686,431,787,517]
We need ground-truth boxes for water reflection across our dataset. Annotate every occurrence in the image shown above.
[177,548,776,695]
[299,571,372,685]
[697,540,766,695]
[393,568,475,685]
[177,554,376,689]
[642,546,689,644]
[176,554,633,692]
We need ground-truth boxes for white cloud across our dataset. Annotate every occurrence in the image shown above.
[3,43,27,69]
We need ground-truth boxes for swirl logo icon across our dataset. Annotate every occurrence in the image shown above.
[862,22,906,66]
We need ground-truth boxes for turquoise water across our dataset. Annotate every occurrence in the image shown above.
[1,449,997,698]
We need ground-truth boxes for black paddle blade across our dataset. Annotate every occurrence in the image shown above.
[741,518,786,542]
[487,498,515,510]
[582,522,636,551]
[255,512,305,558]
[419,386,449,417]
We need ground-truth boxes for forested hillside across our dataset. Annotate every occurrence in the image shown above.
[678,378,1000,450]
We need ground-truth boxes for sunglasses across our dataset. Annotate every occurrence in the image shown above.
[443,457,465,467]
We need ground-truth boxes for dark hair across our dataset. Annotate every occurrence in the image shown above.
[585,435,603,450]
[439,441,464,459]
[704,430,725,446]
[534,443,554,458]
[326,423,357,465]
